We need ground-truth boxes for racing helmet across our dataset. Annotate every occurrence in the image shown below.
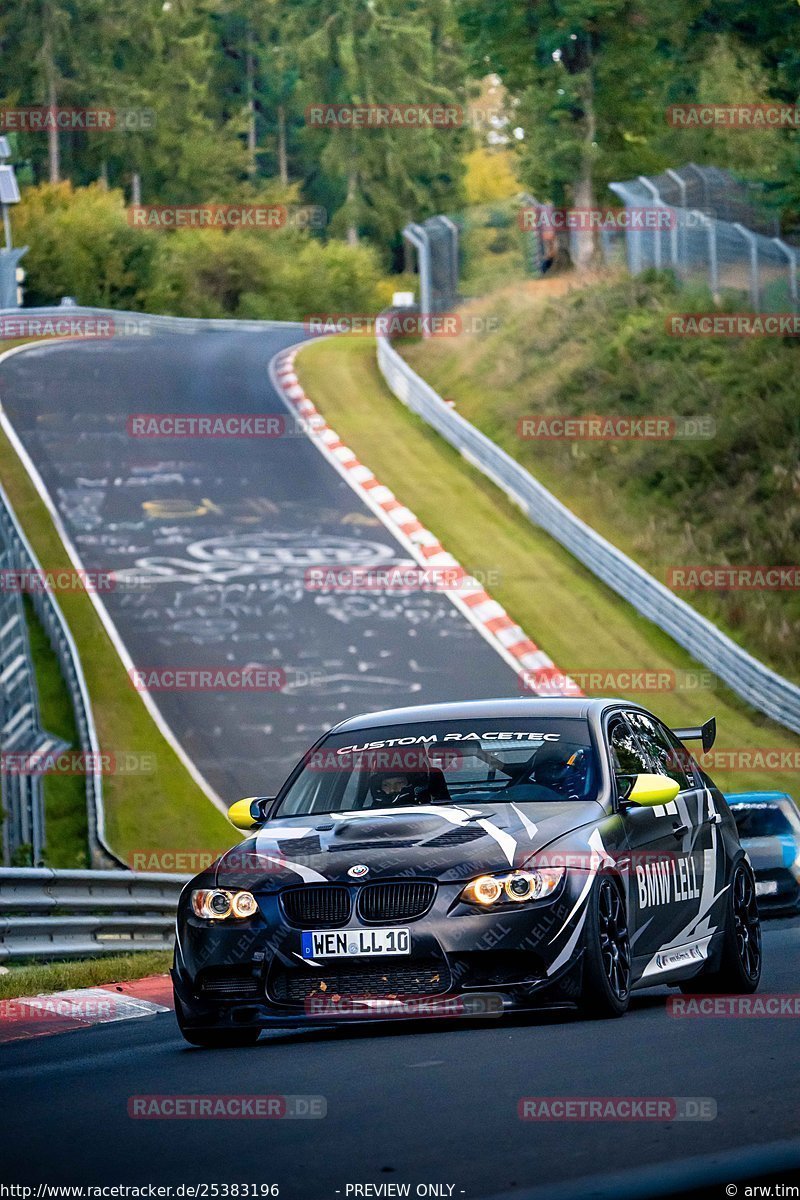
[532,743,589,794]
[368,767,450,806]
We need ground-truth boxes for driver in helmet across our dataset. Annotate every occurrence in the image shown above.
[369,771,414,807]
[531,743,588,797]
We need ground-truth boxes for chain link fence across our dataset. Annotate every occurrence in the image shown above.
[608,164,797,312]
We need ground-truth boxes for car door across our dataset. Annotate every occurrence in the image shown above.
[605,710,684,964]
[625,710,708,954]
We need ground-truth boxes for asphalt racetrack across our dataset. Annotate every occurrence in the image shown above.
[0,918,798,1196]
[0,325,518,800]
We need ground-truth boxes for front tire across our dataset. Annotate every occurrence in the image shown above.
[578,877,631,1019]
[174,993,261,1048]
[679,860,761,995]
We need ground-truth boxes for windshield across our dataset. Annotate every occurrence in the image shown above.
[275,718,599,816]
[731,804,795,839]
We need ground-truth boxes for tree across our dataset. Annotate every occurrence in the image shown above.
[457,0,682,266]
[293,0,467,248]
[80,0,248,203]
[0,0,85,184]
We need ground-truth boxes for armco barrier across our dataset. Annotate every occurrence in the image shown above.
[0,867,189,960]
[0,305,305,337]
[0,484,122,867]
[376,331,800,735]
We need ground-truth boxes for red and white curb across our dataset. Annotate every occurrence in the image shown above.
[0,974,174,1044]
[272,348,582,697]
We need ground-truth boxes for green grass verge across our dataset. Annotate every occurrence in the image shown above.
[0,951,172,1000]
[296,335,800,797]
[401,272,800,682]
[22,595,89,868]
[0,367,234,862]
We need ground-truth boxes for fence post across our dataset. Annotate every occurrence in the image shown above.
[691,212,719,300]
[666,169,690,276]
[733,223,760,311]
[637,176,663,269]
[436,215,460,303]
[772,238,798,313]
[402,222,432,338]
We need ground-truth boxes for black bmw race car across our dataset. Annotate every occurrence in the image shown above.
[172,698,761,1046]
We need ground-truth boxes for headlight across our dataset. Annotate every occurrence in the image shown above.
[461,868,564,907]
[191,889,258,920]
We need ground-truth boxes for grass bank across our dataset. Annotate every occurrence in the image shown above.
[0,951,172,1000]
[401,272,800,683]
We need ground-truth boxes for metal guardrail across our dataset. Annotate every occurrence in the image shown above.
[0,867,188,960]
[376,332,800,736]
[0,484,122,868]
[0,490,53,865]
[0,305,306,336]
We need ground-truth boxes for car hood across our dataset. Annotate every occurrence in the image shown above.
[214,800,605,889]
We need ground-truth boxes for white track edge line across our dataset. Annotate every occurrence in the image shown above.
[0,340,227,816]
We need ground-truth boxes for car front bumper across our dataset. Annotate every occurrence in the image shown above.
[172,874,591,1028]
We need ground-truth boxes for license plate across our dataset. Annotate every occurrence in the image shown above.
[301,927,411,959]
[755,880,778,896]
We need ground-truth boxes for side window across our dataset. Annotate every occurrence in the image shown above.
[628,712,691,790]
[659,722,702,789]
[607,715,650,798]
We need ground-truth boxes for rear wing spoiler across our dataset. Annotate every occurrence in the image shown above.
[673,717,716,753]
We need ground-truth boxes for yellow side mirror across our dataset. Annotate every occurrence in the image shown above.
[227,797,264,830]
[627,774,680,807]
